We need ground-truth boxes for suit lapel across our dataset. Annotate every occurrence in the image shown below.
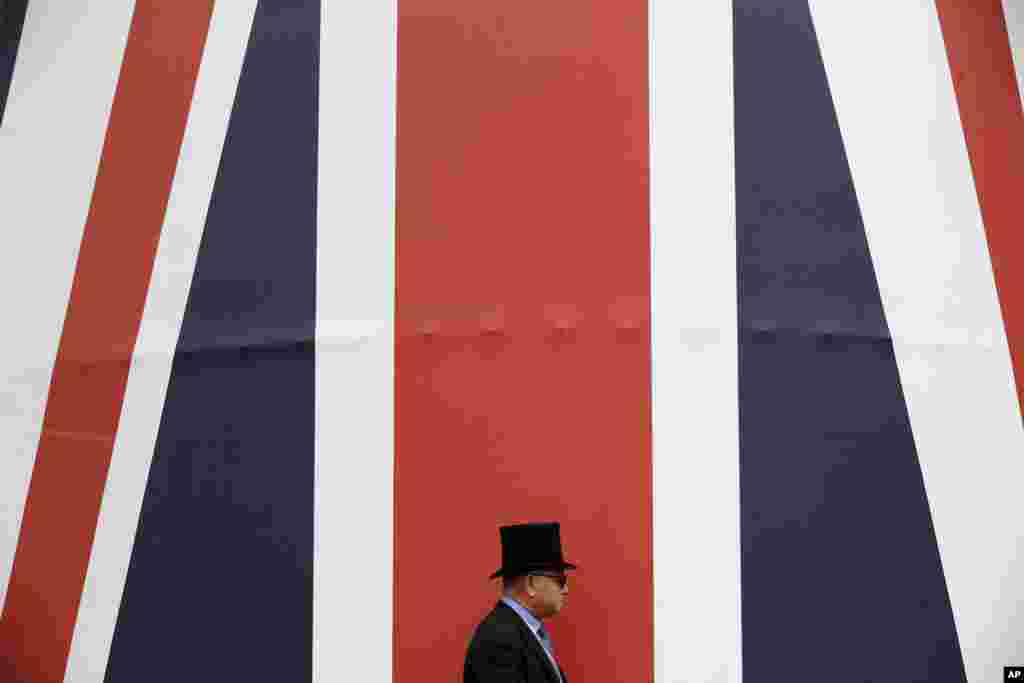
[523,624,562,683]
[495,602,562,683]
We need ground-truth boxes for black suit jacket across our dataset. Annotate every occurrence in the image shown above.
[463,601,569,683]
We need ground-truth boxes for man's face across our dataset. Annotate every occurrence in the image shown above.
[529,572,569,618]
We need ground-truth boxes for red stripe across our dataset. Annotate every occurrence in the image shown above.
[934,0,1024,411]
[394,1,650,681]
[0,4,215,681]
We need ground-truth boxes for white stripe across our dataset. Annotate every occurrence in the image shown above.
[0,0,137,614]
[1003,0,1024,110]
[61,4,257,681]
[811,2,1024,680]
[315,1,397,681]
[650,1,740,682]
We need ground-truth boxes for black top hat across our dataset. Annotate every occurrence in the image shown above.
[489,522,578,579]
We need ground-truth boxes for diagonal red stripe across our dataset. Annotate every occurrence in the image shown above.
[934,0,1024,413]
[0,3,215,681]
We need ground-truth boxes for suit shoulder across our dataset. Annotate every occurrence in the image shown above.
[469,603,525,648]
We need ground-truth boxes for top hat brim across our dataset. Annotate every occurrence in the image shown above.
[489,560,577,580]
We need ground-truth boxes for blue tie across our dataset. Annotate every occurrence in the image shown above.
[537,625,562,682]
[537,625,557,661]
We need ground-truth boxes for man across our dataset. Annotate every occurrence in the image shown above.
[464,522,577,683]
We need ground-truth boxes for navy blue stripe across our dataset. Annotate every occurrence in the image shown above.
[0,0,29,124]
[105,2,318,680]
[734,3,966,681]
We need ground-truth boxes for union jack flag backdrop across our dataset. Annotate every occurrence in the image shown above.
[0,1,1022,681]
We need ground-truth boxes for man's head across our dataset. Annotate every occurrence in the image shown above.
[490,521,577,617]
[502,570,569,619]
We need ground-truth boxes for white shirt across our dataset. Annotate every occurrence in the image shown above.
[500,596,563,682]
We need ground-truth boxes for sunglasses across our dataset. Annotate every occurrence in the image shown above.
[528,571,569,589]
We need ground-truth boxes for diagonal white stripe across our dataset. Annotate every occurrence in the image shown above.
[1003,0,1024,110]
[811,2,1024,680]
[315,1,397,681]
[650,1,741,682]
[0,0,137,615]
[62,3,258,681]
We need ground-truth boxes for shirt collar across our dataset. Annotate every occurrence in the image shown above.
[500,596,542,634]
